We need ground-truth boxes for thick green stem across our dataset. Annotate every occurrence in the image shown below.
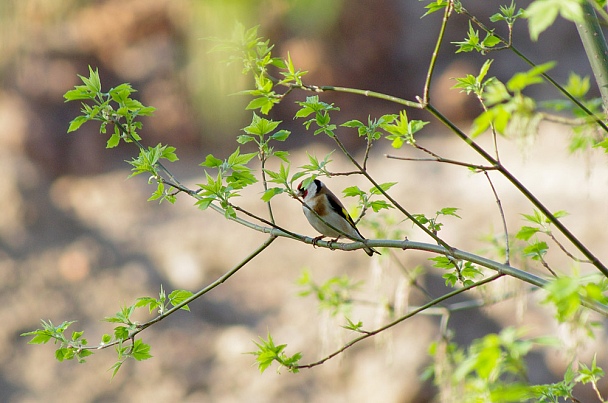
[576,1,608,113]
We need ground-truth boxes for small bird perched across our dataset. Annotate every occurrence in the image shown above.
[296,179,378,256]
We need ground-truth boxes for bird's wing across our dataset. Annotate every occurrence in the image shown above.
[324,192,362,236]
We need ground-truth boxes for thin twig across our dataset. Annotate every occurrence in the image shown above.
[385,153,498,171]
[546,232,592,264]
[539,255,558,277]
[422,0,454,105]
[483,171,510,265]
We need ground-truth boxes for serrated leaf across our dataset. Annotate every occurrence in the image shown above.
[135,297,161,313]
[106,131,121,148]
[114,326,130,340]
[67,115,89,133]
[26,332,53,345]
[168,289,194,311]
[342,186,365,197]
[341,119,365,128]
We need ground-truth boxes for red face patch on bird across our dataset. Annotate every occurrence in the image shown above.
[297,181,307,198]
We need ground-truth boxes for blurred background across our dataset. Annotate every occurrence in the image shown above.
[1,0,607,402]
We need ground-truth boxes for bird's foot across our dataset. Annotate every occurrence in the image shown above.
[328,237,340,250]
[312,235,325,248]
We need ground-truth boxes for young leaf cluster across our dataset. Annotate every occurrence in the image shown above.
[295,95,340,137]
[452,22,501,54]
[412,207,461,235]
[431,256,483,287]
[197,148,258,218]
[381,110,429,149]
[64,66,155,146]
[250,333,302,374]
[136,285,194,314]
[21,320,92,364]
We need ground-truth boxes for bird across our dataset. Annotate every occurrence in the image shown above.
[296,179,379,256]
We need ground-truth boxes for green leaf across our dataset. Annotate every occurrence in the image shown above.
[114,326,129,340]
[370,182,397,195]
[482,34,501,48]
[106,131,121,148]
[270,129,290,141]
[168,289,194,311]
[237,134,255,144]
[201,154,223,168]
[370,200,393,212]
[526,0,560,41]
[507,61,556,93]
[243,113,281,136]
[522,210,544,225]
[523,240,548,260]
[160,146,179,162]
[429,256,455,270]
[342,186,365,197]
[135,296,162,314]
[341,119,365,129]
[227,148,257,166]
[262,187,284,202]
[342,317,364,332]
[516,226,540,241]
[438,207,460,218]
[131,339,153,361]
[67,115,89,133]
[109,361,123,378]
[25,332,53,345]
[422,0,448,18]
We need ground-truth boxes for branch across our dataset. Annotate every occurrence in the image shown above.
[295,84,423,109]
